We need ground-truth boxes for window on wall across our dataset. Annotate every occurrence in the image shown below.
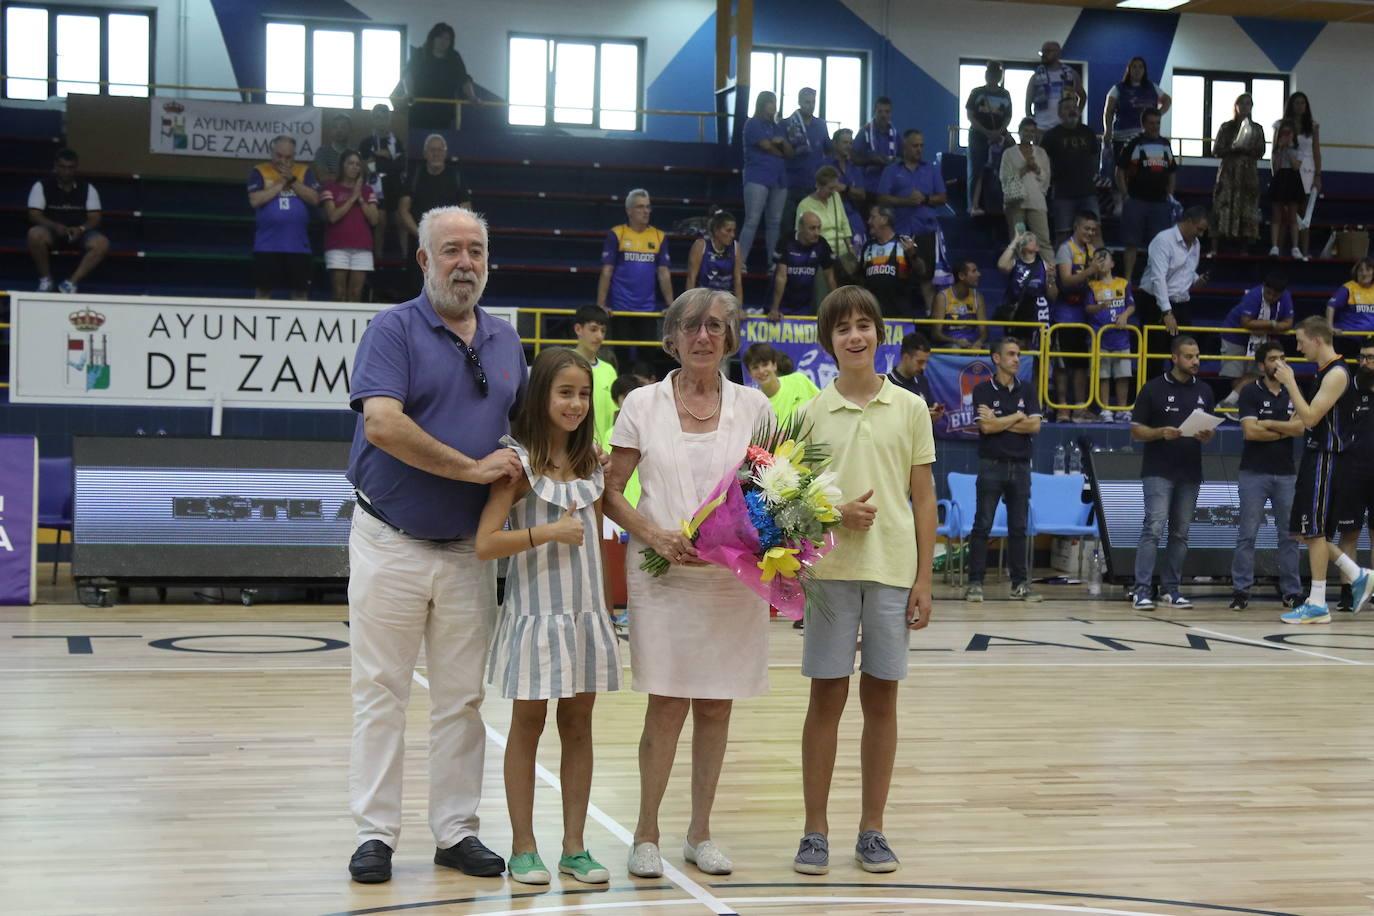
[749,47,866,137]
[1169,69,1288,159]
[2,3,153,100]
[507,35,642,131]
[956,58,1086,147]
[263,20,403,109]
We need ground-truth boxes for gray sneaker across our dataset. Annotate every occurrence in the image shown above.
[964,583,984,603]
[1010,583,1043,602]
[792,832,829,875]
[855,830,899,873]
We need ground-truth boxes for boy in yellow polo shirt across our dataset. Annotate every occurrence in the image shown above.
[792,285,937,877]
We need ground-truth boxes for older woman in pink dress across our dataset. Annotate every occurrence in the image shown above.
[605,287,774,880]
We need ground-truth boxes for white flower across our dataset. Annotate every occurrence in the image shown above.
[754,455,802,505]
[805,470,842,507]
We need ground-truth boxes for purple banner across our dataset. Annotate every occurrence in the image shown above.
[0,436,38,605]
[738,318,1035,439]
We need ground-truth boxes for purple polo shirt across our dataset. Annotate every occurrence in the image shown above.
[346,293,528,540]
[877,160,943,236]
[1220,285,1294,347]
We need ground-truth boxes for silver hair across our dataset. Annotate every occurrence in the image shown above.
[661,288,741,361]
[418,206,489,260]
[423,132,448,150]
[625,188,650,210]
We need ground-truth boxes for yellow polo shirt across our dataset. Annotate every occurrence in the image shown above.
[803,378,936,588]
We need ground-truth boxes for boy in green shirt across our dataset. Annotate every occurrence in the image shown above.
[744,343,821,423]
[793,285,937,877]
[572,305,618,448]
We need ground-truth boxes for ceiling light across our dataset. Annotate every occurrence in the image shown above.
[1117,0,1190,10]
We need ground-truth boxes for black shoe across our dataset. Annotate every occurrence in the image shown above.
[1338,583,1354,614]
[350,840,393,884]
[1228,591,1249,611]
[792,618,804,630]
[1283,594,1303,609]
[435,836,506,877]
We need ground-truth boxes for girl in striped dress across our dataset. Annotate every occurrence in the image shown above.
[476,348,622,887]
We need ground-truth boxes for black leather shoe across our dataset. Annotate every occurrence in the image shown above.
[350,840,393,883]
[434,836,506,877]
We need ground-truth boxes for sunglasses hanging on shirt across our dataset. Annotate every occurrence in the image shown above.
[452,335,488,396]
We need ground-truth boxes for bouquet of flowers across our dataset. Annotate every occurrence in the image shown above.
[639,414,842,619]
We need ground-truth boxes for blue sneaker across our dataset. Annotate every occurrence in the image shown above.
[1280,602,1331,625]
[1351,569,1374,615]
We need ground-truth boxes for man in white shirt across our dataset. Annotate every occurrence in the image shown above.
[1139,206,1209,374]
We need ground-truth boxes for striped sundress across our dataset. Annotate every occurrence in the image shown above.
[486,436,623,700]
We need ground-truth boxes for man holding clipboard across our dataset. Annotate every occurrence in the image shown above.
[1129,336,1216,610]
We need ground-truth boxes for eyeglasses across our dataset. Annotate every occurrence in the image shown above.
[452,336,488,396]
[1359,354,1374,363]
[682,318,728,339]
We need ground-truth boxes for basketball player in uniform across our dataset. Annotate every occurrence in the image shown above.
[1274,316,1374,623]
[1328,337,1374,613]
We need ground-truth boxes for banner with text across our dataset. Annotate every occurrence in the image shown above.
[149,97,321,161]
[0,436,39,606]
[738,318,1035,439]
[9,291,519,410]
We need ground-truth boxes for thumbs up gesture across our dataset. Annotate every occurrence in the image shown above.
[546,507,585,547]
[840,489,878,531]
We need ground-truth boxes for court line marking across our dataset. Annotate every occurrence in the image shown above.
[461,896,1186,916]
[1151,618,1364,666]
[410,671,737,916]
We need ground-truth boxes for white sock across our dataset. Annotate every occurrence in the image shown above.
[1307,579,1326,606]
[1329,547,1360,583]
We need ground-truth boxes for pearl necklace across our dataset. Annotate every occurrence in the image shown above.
[675,374,721,422]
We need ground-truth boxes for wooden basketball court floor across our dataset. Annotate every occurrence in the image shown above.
[4,573,1373,916]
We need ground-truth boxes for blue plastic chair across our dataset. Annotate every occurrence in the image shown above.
[946,471,1011,585]
[38,457,74,584]
[1030,472,1098,578]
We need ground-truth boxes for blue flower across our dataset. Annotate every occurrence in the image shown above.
[745,489,783,550]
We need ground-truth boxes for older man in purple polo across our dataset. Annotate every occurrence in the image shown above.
[345,205,526,885]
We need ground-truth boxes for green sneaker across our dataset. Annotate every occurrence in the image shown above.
[559,849,610,884]
[508,851,550,885]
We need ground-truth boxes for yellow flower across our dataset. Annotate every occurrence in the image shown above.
[757,546,802,582]
[682,490,730,538]
[774,439,810,473]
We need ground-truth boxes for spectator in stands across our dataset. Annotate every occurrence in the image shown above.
[1278,92,1322,257]
[930,259,986,351]
[886,332,944,423]
[1138,206,1209,375]
[770,211,835,321]
[826,129,868,262]
[687,210,743,303]
[739,91,789,271]
[966,336,1042,603]
[27,148,108,293]
[1211,93,1266,256]
[360,104,407,260]
[997,231,1057,350]
[1230,341,1304,612]
[571,305,618,450]
[322,150,381,302]
[399,135,472,260]
[1116,108,1177,283]
[344,206,522,886]
[876,130,945,313]
[1084,249,1136,421]
[608,374,643,513]
[853,96,899,195]
[1026,41,1084,132]
[796,165,858,297]
[1041,98,1100,243]
[1054,211,1101,422]
[964,62,1013,216]
[999,118,1052,254]
[782,88,831,236]
[247,135,321,300]
[1218,272,1293,394]
[316,113,353,183]
[401,23,475,131]
[1325,258,1374,357]
[744,342,819,423]
[598,189,674,348]
[1130,335,1216,610]
[1269,120,1307,260]
[1103,57,1171,165]
[861,205,921,318]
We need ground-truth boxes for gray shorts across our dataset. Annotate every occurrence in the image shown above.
[1218,338,1249,379]
[802,579,911,681]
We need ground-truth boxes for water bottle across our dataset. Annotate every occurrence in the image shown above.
[1067,443,1082,474]
[1053,443,1066,475]
[1088,545,1102,596]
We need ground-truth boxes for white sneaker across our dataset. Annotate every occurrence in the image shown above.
[37,276,54,292]
[627,841,663,878]
[1291,247,1307,261]
[58,279,78,294]
[1269,246,1281,257]
[683,839,733,875]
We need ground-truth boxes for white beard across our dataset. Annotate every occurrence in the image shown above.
[425,267,487,318]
